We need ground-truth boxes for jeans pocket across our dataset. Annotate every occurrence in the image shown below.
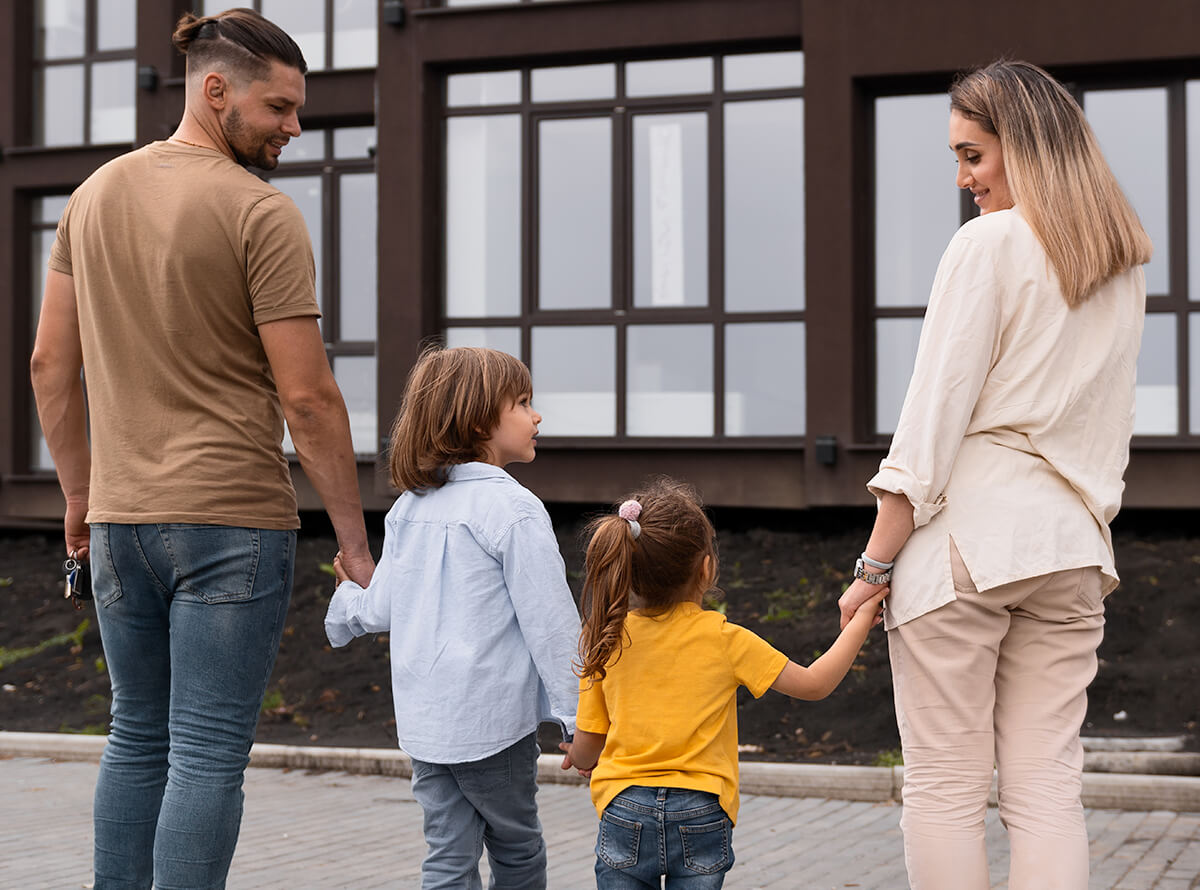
[159,525,260,604]
[597,811,641,869]
[452,747,512,794]
[90,524,123,607]
[679,817,732,875]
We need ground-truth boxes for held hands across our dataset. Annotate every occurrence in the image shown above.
[838,579,889,631]
[558,741,595,778]
[332,549,373,587]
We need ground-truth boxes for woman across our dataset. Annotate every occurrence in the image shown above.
[837,60,1151,889]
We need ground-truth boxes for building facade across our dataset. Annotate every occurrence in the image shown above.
[3,0,1199,521]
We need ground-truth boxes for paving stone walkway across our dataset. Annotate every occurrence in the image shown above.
[5,756,1199,889]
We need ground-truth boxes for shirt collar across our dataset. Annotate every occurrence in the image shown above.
[445,461,512,483]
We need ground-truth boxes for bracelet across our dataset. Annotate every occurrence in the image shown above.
[861,552,894,570]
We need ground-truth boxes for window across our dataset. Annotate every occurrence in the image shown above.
[33,0,136,146]
[442,51,806,439]
[266,127,379,455]
[872,80,1199,439]
[201,0,377,70]
[28,196,71,472]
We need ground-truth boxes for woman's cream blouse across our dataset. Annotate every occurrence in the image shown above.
[869,208,1146,629]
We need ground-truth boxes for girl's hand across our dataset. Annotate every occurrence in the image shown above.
[332,551,350,584]
[558,741,594,778]
[839,578,888,630]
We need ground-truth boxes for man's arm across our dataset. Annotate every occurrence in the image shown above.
[258,316,374,586]
[30,269,91,560]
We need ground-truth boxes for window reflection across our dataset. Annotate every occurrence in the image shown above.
[532,64,616,103]
[633,113,708,308]
[875,317,924,435]
[445,327,523,360]
[1086,88,1170,295]
[539,117,612,310]
[333,355,378,455]
[333,0,377,69]
[726,323,805,436]
[90,60,136,144]
[445,115,522,317]
[97,0,136,51]
[626,58,713,98]
[334,127,376,160]
[448,71,521,107]
[725,99,804,311]
[724,51,804,91]
[1191,314,1200,435]
[532,327,616,436]
[627,325,713,437]
[272,176,324,309]
[339,173,377,341]
[1134,314,1178,435]
[262,0,325,70]
[36,0,85,59]
[875,94,959,308]
[36,65,85,146]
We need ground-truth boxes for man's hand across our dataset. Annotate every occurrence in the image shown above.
[333,548,373,587]
[64,496,90,561]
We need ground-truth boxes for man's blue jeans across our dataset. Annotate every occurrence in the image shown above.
[89,523,295,890]
[409,732,546,890]
[594,787,735,889]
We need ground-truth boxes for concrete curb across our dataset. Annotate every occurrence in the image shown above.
[4,731,1198,812]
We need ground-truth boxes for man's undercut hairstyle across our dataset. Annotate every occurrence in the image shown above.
[173,8,308,85]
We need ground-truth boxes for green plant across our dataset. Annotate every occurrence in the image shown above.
[0,577,13,587]
[95,656,107,674]
[318,562,337,577]
[260,689,285,712]
[873,748,904,768]
[59,722,109,735]
[0,619,91,670]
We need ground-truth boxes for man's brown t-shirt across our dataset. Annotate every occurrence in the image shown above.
[49,140,320,529]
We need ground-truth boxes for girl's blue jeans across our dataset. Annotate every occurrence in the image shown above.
[594,786,735,889]
[409,732,547,889]
[89,522,295,890]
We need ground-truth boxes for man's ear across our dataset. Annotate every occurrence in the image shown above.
[202,72,229,110]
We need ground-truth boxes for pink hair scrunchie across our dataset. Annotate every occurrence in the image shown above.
[618,500,642,539]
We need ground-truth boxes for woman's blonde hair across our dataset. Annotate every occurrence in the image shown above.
[387,345,531,492]
[950,59,1152,305]
[577,478,718,681]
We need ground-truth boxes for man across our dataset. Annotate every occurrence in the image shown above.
[29,9,374,888]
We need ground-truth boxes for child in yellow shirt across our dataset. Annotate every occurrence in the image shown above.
[560,478,885,888]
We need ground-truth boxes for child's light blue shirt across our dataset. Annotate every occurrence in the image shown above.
[325,462,580,763]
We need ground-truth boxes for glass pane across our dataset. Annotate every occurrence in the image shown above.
[202,0,225,14]
[32,230,57,335]
[1086,88,1169,295]
[725,99,804,311]
[36,0,85,59]
[724,51,805,91]
[875,94,959,307]
[262,0,326,71]
[90,60,136,144]
[726,322,805,435]
[531,326,616,436]
[445,115,521,317]
[627,325,713,436]
[333,355,377,455]
[633,112,708,308]
[34,196,70,225]
[31,403,55,471]
[444,327,522,359]
[626,58,713,98]
[281,128,325,163]
[339,173,377,341]
[332,0,377,69]
[531,64,615,103]
[1186,82,1200,304]
[1191,314,1200,435]
[448,71,521,107]
[538,117,612,310]
[272,176,324,311]
[97,0,136,51]
[1134,314,1177,435]
[333,126,376,160]
[875,317,924,435]
[36,65,85,146]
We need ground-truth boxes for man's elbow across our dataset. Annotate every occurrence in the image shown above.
[29,348,74,395]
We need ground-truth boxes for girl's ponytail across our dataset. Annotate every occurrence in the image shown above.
[577,516,637,681]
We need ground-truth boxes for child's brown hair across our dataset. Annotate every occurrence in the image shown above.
[578,477,718,681]
[387,345,532,492]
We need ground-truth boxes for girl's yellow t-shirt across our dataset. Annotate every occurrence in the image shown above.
[577,602,787,824]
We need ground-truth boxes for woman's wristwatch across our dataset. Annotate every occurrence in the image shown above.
[853,552,893,586]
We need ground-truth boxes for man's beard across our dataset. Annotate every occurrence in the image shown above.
[222,106,277,170]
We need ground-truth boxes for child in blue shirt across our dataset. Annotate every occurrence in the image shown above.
[326,345,579,890]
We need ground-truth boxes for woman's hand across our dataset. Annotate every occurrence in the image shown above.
[839,578,887,630]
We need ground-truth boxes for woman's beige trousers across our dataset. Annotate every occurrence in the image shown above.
[888,541,1105,890]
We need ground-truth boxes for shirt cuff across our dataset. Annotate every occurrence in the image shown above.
[323,581,364,648]
[867,465,947,529]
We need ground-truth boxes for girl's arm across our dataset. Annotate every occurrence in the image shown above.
[559,729,606,775]
[771,588,886,700]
